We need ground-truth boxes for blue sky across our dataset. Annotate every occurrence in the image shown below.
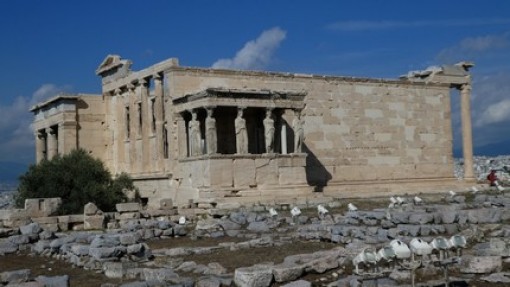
[1,0,510,166]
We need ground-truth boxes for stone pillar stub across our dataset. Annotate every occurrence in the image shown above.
[460,83,475,180]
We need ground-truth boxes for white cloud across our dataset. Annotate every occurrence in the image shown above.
[0,84,70,163]
[436,32,510,63]
[459,34,509,51]
[476,99,510,126]
[212,27,286,70]
[327,18,510,31]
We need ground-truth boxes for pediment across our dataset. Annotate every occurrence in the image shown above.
[96,54,130,76]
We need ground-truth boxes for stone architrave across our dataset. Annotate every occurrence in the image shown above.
[205,108,217,155]
[292,110,304,153]
[263,109,275,153]
[235,108,248,154]
[189,111,202,156]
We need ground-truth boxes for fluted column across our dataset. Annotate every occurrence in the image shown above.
[46,127,58,159]
[127,84,136,173]
[154,74,165,161]
[460,83,475,180]
[139,78,150,171]
[35,130,46,163]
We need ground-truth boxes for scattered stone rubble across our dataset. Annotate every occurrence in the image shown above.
[1,187,510,286]
[454,154,510,181]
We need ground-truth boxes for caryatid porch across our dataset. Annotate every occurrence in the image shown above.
[172,88,314,201]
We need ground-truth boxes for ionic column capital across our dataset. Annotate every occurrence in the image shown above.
[461,83,472,92]
[138,78,148,86]
[153,73,163,81]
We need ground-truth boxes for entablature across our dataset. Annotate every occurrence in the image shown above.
[172,88,306,113]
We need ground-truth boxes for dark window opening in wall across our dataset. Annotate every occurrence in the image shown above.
[137,102,142,136]
[151,98,156,134]
[163,123,169,159]
[140,197,148,207]
[125,106,130,139]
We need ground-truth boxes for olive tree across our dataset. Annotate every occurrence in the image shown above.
[16,149,134,214]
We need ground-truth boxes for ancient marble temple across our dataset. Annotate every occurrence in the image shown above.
[30,55,475,208]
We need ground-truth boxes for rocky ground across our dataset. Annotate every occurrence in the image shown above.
[1,189,510,287]
[1,155,510,286]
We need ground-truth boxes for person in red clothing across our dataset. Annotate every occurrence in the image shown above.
[487,170,498,186]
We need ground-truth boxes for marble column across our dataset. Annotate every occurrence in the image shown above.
[46,127,58,159]
[127,84,136,173]
[139,78,150,170]
[154,74,165,159]
[35,130,46,163]
[460,83,475,180]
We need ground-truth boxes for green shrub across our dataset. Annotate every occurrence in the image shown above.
[15,149,134,214]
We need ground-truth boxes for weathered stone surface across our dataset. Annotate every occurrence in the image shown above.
[141,268,178,281]
[474,238,510,256]
[32,240,51,253]
[90,235,120,248]
[196,276,221,287]
[120,233,141,245]
[84,215,105,230]
[234,265,273,287]
[196,218,223,231]
[280,280,311,287]
[103,262,138,279]
[408,213,434,224]
[1,269,31,284]
[460,256,502,274]
[25,198,61,217]
[89,247,123,260]
[8,234,30,245]
[480,272,510,283]
[247,222,270,233]
[35,275,69,287]
[272,263,304,282]
[20,223,42,235]
[205,262,227,275]
[0,241,19,254]
[84,202,99,216]
[116,203,141,213]
[70,244,89,256]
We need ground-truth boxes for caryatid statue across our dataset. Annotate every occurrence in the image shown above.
[263,109,275,153]
[292,110,304,153]
[205,108,217,154]
[189,110,202,156]
[235,108,248,154]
